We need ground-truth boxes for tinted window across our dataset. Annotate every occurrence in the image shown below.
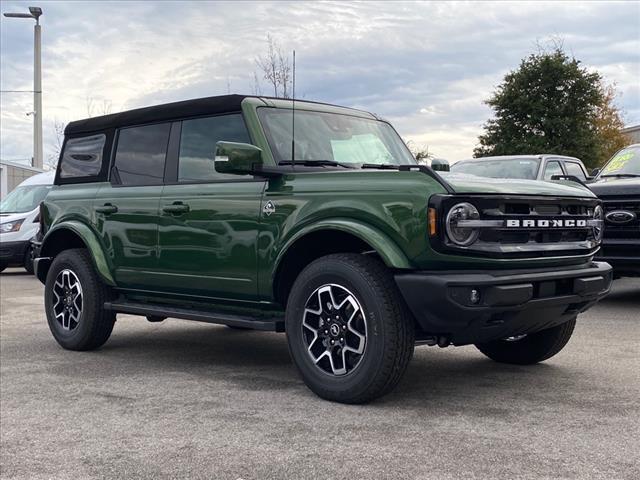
[565,162,586,180]
[178,114,251,182]
[59,134,105,178]
[543,161,563,180]
[113,123,171,186]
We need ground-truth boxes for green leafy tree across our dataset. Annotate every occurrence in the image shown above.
[474,47,626,169]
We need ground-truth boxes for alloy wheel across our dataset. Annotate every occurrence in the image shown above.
[52,269,83,331]
[302,284,367,376]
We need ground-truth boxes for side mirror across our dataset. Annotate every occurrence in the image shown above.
[590,168,600,177]
[431,158,450,172]
[215,141,263,175]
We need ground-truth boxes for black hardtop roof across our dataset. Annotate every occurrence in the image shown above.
[64,94,372,135]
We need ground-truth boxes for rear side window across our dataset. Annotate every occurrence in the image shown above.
[178,114,251,182]
[59,134,106,178]
[565,162,587,181]
[543,161,563,180]
[112,123,171,186]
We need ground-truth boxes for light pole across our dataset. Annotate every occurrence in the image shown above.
[3,6,43,170]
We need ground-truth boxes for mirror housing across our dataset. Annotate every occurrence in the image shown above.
[215,142,263,175]
[431,158,450,172]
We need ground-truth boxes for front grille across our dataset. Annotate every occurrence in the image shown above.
[601,197,640,240]
[478,199,594,250]
[433,195,601,259]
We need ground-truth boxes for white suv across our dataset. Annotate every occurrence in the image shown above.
[0,171,54,273]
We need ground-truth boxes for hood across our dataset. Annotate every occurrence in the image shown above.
[587,177,640,197]
[439,172,595,198]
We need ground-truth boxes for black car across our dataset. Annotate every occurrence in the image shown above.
[588,144,640,278]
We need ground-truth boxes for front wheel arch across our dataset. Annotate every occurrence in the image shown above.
[272,220,411,306]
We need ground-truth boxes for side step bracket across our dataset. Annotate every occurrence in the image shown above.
[104,301,285,332]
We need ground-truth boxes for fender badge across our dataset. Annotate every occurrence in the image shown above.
[263,201,276,216]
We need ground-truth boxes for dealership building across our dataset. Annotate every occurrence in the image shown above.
[0,160,44,201]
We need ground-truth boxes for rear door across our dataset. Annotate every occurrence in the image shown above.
[93,122,172,290]
[157,114,266,301]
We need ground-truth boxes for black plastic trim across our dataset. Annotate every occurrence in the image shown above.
[104,300,285,332]
[395,261,612,345]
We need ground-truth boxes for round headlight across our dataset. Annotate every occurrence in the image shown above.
[446,202,480,246]
[593,205,604,242]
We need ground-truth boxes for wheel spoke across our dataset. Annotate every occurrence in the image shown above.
[301,283,367,377]
[50,269,83,332]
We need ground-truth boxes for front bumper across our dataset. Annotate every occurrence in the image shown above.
[0,240,30,266]
[595,239,640,278]
[395,261,612,345]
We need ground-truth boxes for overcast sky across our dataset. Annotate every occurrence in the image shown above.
[1,0,639,166]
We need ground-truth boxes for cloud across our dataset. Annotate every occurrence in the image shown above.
[1,0,638,165]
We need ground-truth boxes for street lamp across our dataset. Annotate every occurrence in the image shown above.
[3,6,43,170]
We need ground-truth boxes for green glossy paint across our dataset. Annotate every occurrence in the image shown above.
[40,97,600,313]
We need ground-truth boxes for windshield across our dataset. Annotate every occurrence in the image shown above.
[0,184,52,214]
[450,158,540,180]
[598,146,640,177]
[258,108,416,166]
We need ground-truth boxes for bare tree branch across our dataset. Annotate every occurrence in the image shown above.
[254,34,292,98]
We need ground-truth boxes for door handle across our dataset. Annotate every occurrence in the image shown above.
[94,203,118,214]
[162,202,190,214]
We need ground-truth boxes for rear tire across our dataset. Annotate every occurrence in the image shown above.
[285,253,415,404]
[24,246,34,275]
[475,318,576,365]
[44,249,115,351]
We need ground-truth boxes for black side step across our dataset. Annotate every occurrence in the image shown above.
[104,301,284,332]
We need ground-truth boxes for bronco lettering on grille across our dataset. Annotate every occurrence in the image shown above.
[505,219,587,228]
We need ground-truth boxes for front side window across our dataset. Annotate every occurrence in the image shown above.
[178,114,251,182]
[565,162,586,181]
[59,134,106,178]
[112,123,171,186]
[258,108,415,166]
[450,158,539,180]
[543,161,563,180]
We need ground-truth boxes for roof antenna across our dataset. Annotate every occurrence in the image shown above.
[291,49,296,169]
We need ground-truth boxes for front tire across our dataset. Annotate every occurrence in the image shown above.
[44,249,115,351]
[285,254,415,404]
[475,318,576,365]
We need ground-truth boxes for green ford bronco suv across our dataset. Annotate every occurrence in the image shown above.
[34,94,612,403]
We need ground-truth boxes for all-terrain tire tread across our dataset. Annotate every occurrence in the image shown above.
[289,253,414,403]
[475,318,576,365]
[45,248,115,351]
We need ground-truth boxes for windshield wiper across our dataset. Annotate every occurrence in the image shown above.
[278,160,355,169]
[600,173,640,178]
[360,163,400,170]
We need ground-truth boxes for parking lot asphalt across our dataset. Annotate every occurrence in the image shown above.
[0,269,638,480]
